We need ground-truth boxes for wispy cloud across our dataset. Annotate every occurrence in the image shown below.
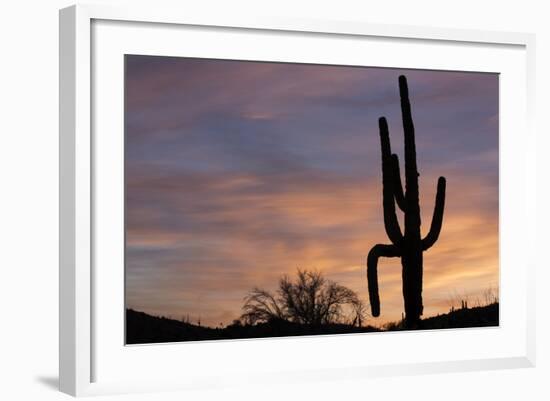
[125,55,499,327]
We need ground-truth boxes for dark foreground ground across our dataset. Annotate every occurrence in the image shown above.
[126,303,499,344]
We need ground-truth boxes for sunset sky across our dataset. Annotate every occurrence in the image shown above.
[125,55,499,328]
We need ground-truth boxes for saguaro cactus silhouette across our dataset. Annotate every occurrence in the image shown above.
[367,75,447,328]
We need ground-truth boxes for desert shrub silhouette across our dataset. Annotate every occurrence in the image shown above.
[242,268,366,327]
[367,75,447,328]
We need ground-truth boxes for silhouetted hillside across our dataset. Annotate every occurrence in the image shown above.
[384,302,499,331]
[126,309,221,344]
[419,302,498,330]
[126,309,379,344]
[126,303,498,344]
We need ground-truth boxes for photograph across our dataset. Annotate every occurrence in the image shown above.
[124,55,499,344]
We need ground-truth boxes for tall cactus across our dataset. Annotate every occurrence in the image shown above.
[367,75,447,328]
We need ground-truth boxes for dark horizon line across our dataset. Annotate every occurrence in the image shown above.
[125,299,500,330]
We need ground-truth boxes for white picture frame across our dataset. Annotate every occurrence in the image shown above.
[59,4,536,397]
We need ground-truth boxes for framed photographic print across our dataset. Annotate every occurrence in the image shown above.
[59,4,536,397]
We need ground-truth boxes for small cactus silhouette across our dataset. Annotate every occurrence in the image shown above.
[367,75,447,328]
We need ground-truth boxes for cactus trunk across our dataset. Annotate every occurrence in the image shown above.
[401,247,423,325]
[367,75,447,328]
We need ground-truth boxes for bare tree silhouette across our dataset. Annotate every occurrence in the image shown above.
[242,269,366,326]
[367,75,447,328]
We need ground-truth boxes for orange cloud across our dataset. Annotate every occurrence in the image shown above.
[126,168,498,327]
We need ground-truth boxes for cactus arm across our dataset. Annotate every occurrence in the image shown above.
[367,243,401,317]
[422,177,447,250]
[390,154,406,211]
[379,117,403,244]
